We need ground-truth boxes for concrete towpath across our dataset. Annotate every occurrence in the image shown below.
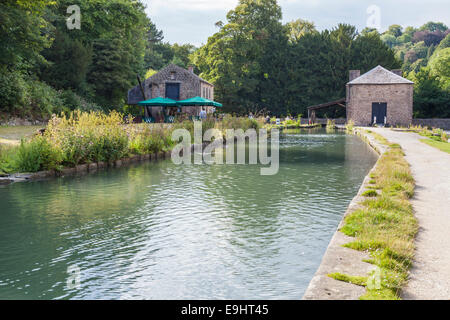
[370,128,450,300]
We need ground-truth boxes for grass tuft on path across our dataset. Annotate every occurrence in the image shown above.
[329,132,417,300]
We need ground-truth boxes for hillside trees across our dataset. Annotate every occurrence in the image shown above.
[0,0,196,117]
[193,1,400,116]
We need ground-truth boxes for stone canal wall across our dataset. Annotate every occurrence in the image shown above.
[412,118,450,130]
[302,129,387,300]
[0,142,214,185]
[0,152,170,185]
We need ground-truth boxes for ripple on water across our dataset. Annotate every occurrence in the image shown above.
[0,131,377,299]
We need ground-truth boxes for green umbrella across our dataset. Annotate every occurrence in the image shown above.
[176,96,222,107]
[138,97,178,106]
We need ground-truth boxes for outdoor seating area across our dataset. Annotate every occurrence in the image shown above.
[138,96,222,123]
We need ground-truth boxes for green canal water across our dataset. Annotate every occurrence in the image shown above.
[0,130,377,299]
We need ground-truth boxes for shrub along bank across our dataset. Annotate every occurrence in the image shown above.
[0,112,265,175]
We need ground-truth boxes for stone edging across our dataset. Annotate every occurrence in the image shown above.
[0,142,214,186]
[0,151,173,185]
[302,128,387,300]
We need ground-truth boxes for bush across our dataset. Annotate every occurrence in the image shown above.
[45,110,129,165]
[15,136,62,172]
[0,144,18,174]
[60,90,103,112]
[0,69,28,114]
[128,124,174,154]
[219,114,262,131]
[26,80,67,116]
[362,189,378,197]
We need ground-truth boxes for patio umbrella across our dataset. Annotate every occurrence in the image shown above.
[176,96,222,107]
[138,97,178,107]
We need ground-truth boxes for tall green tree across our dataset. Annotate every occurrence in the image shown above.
[41,0,149,108]
[0,0,53,70]
[193,0,288,114]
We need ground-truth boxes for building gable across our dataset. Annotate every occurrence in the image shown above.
[348,65,414,85]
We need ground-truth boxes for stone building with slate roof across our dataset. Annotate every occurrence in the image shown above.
[346,65,414,126]
[128,64,214,117]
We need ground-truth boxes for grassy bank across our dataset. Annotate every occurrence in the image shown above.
[420,139,450,154]
[329,130,418,300]
[407,125,450,153]
[0,112,264,175]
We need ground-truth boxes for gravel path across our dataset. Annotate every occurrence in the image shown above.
[370,128,450,300]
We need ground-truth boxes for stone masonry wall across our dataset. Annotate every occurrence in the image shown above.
[347,83,413,126]
[412,119,450,130]
[144,64,201,100]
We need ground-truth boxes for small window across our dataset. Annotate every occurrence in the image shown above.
[170,72,176,80]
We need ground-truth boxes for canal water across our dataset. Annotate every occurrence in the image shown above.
[0,130,377,299]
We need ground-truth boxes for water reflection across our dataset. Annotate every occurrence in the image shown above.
[0,130,377,299]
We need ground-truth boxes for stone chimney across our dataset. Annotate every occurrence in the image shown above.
[188,65,194,73]
[349,70,360,82]
[391,69,403,77]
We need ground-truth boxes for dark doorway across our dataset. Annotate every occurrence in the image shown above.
[372,102,387,124]
[165,83,180,100]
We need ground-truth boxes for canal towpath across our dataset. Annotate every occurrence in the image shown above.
[370,128,450,300]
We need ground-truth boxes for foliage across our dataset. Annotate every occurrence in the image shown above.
[0,69,68,118]
[408,68,450,118]
[15,136,63,172]
[128,124,174,155]
[345,120,354,133]
[286,19,317,43]
[0,0,53,69]
[145,69,158,79]
[338,137,417,300]
[45,110,129,165]
[0,144,18,174]
[2,112,266,173]
[1,0,152,115]
[1,0,448,120]
[420,139,450,154]
[218,114,263,132]
[193,1,400,117]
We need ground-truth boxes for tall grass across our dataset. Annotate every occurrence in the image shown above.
[334,138,417,300]
[2,112,264,174]
[45,110,129,165]
[345,120,355,133]
[0,144,18,174]
[15,136,62,172]
[326,119,335,132]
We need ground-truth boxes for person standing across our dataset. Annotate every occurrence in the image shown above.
[199,108,207,120]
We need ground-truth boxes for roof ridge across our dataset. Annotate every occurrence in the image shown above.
[146,63,213,85]
[348,65,413,85]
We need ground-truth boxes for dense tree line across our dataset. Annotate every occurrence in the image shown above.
[0,0,194,118]
[0,0,448,119]
[192,0,400,117]
[379,22,450,118]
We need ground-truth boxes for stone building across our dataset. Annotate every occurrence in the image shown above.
[127,64,214,117]
[346,65,414,126]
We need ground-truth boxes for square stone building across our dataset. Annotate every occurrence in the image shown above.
[346,65,414,126]
[128,64,214,117]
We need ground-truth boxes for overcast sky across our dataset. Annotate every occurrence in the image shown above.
[142,0,449,46]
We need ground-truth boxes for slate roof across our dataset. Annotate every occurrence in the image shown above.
[147,64,213,86]
[348,65,414,85]
[127,64,213,105]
